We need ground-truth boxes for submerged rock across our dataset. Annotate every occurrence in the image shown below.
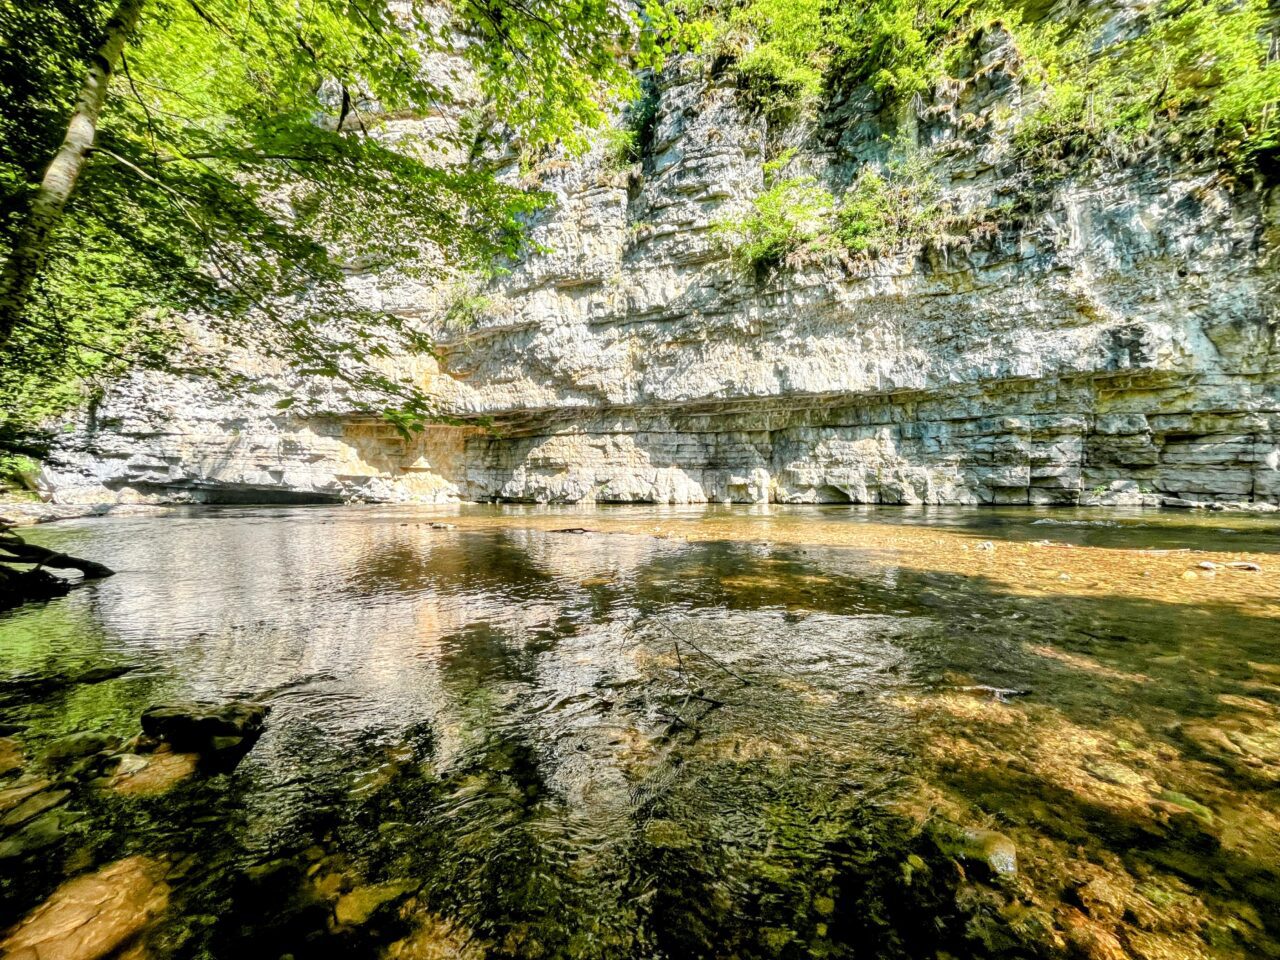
[384,912,481,959]
[1082,757,1148,789]
[0,787,69,828]
[937,825,1019,877]
[0,666,132,708]
[109,750,201,796]
[1055,905,1128,960]
[0,778,52,813]
[965,829,1018,876]
[0,736,22,775]
[140,700,269,759]
[1181,717,1280,784]
[111,754,149,778]
[44,731,120,764]
[0,808,80,860]
[1072,875,1128,925]
[0,855,169,960]
[1155,790,1216,824]
[332,879,419,927]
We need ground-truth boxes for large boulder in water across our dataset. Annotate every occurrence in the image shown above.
[140,701,269,758]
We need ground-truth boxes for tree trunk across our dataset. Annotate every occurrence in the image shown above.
[0,0,146,346]
[0,530,115,579]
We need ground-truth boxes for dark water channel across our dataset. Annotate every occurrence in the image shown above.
[1,505,1278,959]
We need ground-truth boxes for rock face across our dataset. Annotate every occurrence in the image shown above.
[42,27,1280,507]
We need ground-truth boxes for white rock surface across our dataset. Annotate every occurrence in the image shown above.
[44,36,1280,507]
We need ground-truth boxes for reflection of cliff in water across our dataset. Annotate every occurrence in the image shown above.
[1,505,1278,958]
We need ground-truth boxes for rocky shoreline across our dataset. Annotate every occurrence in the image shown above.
[0,501,175,527]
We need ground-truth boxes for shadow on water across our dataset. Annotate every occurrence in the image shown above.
[0,508,1277,958]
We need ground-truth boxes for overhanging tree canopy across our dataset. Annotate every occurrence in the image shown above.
[0,0,676,445]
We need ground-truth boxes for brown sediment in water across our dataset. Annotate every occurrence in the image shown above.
[429,512,1280,613]
[898,685,1280,960]
[383,911,483,959]
[0,856,170,960]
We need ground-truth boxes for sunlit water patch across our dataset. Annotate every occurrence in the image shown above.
[0,505,1277,959]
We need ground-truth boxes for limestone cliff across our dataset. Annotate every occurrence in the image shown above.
[42,24,1280,507]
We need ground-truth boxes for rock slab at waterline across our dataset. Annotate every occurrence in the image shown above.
[42,43,1280,506]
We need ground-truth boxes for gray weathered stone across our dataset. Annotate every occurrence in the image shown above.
[39,30,1280,508]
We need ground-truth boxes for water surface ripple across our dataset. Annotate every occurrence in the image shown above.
[1,505,1277,959]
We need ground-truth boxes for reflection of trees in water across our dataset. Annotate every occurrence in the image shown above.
[5,518,1280,957]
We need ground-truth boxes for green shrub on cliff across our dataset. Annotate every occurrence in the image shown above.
[1013,0,1280,169]
[716,173,836,271]
[720,143,965,270]
[836,157,944,256]
[679,0,980,109]
[685,0,1279,170]
[825,0,979,99]
[706,0,1277,276]
[713,152,837,269]
[725,0,828,115]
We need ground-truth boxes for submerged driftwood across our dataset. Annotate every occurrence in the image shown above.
[0,524,114,610]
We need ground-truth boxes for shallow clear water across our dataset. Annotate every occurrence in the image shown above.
[1,505,1278,959]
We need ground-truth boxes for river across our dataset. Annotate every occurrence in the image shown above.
[1,505,1278,959]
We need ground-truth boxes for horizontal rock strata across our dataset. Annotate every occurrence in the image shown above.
[43,40,1280,507]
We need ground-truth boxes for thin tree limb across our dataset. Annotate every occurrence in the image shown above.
[656,619,752,686]
[0,0,147,346]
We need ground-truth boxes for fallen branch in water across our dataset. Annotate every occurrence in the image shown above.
[0,524,115,610]
[0,528,115,579]
[669,637,723,705]
[952,684,1030,703]
[657,619,752,687]
[658,688,723,741]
